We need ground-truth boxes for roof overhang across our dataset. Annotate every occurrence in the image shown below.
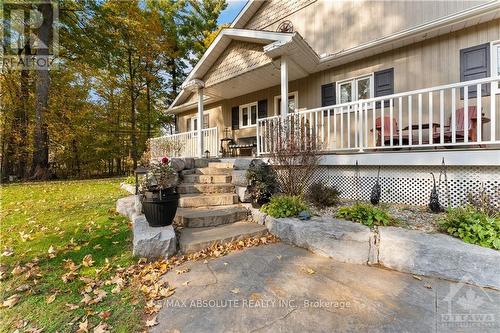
[169,0,500,113]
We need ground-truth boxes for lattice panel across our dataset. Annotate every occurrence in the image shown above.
[309,165,500,208]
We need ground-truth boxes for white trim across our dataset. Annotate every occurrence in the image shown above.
[492,40,500,95]
[239,101,258,128]
[317,150,500,166]
[274,91,298,116]
[336,73,374,104]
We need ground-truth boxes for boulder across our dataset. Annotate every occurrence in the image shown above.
[182,158,195,170]
[378,227,500,289]
[265,216,371,264]
[194,158,209,168]
[132,215,177,259]
[231,170,248,187]
[170,158,186,172]
[236,186,251,203]
[116,195,137,220]
[248,206,268,225]
[120,183,136,195]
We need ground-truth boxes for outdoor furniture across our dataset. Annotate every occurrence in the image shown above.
[228,136,257,156]
[402,122,440,144]
[220,137,235,157]
[373,117,409,146]
[432,106,490,143]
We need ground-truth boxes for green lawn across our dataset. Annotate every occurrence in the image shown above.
[0,178,144,332]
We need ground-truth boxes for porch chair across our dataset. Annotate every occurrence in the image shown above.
[373,116,408,146]
[433,106,481,143]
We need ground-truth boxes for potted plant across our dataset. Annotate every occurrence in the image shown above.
[140,156,179,227]
[246,160,278,208]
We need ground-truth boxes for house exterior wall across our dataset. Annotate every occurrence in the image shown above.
[179,20,500,142]
[244,0,486,56]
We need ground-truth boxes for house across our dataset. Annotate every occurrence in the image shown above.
[151,0,500,207]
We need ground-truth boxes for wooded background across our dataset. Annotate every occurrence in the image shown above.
[0,0,227,180]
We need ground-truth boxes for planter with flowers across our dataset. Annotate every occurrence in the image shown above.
[140,156,179,227]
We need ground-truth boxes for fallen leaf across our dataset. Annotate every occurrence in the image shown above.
[98,311,112,320]
[175,268,189,275]
[424,283,432,289]
[81,294,92,305]
[65,303,79,310]
[1,247,14,257]
[48,245,56,254]
[276,255,282,260]
[93,322,110,333]
[76,318,88,333]
[412,275,422,281]
[1,294,20,308]
[302,267,315,275]
[46,293,57,304]
[93,244,102,250]
[11,265,25,276]
[145,316,158,327]
[230,288,240,294]
[15,284,30,292]
[182,280,190,286]
[82,254,94,267]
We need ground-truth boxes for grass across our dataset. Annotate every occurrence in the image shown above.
[0,178,144,332]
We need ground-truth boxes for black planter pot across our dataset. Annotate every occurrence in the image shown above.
[142,191,179,227]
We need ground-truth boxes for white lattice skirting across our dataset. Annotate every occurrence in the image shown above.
[310,165,500,208]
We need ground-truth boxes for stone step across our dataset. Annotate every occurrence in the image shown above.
[179,221,268,253]
[179,193,239,208]
[195,168,233,175]
[174,205,249,228]
[177,183,235,194]
[183,174,232,184]
[180,169,196,176]
[208,162,234,169]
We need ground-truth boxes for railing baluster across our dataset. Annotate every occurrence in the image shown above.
[408,95,412,146]
[440,90,444,144]
[327,109,331,150]
[364,102,368,147]
[428,92,433,145]
[340,107,344,148]
[333,108,337,149]
[347,106,351,148]
[354,103,359,148]
[451,88,456,143]
[381,100,385,147]
[372,102,376,147]
[418,93,422,145]
[491,81,496,142]
[398,97,403,146]
[477,83,482,143]
[464,86,469,143]
[389,99,394,147]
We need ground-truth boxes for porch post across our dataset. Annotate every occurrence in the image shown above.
[197,87,204,158]
[280,55,288,119]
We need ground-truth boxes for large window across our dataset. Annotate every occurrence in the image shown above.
[187,114,209,132]
[336,74,374,104]
[492,41,500,95]
[274,91,298,116]
[239,102,258,128]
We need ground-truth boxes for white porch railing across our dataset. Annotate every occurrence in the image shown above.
[150,127,218,159]
[257,77,500,155]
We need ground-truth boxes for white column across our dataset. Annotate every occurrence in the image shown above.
[197,87,204,158]
[280,55,288,119]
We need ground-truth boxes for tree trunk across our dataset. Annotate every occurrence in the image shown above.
[127,48,137,170]
[146,79,151,139]
[31,1,52,179]
[18,42,31,179]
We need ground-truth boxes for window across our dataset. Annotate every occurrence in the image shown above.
[336,74,374,104]
[187,114,209,132]
[274,91,298,116]
[239,102,258,128]
[492,41,500,95]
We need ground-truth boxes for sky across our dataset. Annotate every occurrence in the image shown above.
[217,0,248,25]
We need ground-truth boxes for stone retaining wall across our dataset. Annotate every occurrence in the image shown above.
[249,208,500,290]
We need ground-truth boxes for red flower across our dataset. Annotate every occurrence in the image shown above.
[161,156,169,164]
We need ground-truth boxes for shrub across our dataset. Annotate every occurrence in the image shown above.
[336,204,395,227]
[305,182,341,208]
[439,206,500,250]
[261,195,309,218]
[124,175,136,185]
[246,161,279,206]
[466,187,499,217]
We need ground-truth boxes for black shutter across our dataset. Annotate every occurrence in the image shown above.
[460,43,490,98]
[321,83,336,107]
[231,106,239,130]
[374,68,394,108]
[258,99,267,119]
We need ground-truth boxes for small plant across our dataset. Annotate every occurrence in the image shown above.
[439,206,500,250]
[140,156,178,194]
[246,160,279,208]
[305,182,341,208]
[466,187,499,217]
[261,195,310,218]
[337,204,395,227]
[124,175,136,184]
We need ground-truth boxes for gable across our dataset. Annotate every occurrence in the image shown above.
[203,41,271,87]
[244,0,316,31]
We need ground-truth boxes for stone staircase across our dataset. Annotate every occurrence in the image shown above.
[175,161,267,253]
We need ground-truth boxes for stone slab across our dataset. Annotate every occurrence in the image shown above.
[235,186,251,202]
[152,243,500,333]
[231,170,248,187]
[116,195,138,220]
[232,158,262,170]
[177,183,234,194]
[196,167,233,175]
[194,159,209,168]
[183,174,232,184]
[170,158,186,172]
[182,158,195,170]
[265,216,372,264]
[208,162,234,169]
[132,215,176,259]
[378,226,500,290]
[120,183,136,195]
[179,193,239,208]
[174,205,249,228]
[179,221,268,253]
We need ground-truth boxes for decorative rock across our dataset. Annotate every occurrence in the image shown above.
[247,205,268,225]
[170,158,186,172]
[120,183,136,195]
[231,170,248,187]
[233,158,263,170]
[265,216,371,264]
[235,186,251,202]
[182,158,195,170]
[194,158,209,168]
[378,227,500,289]
[132,215,177,259]
[116,195,137,220]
